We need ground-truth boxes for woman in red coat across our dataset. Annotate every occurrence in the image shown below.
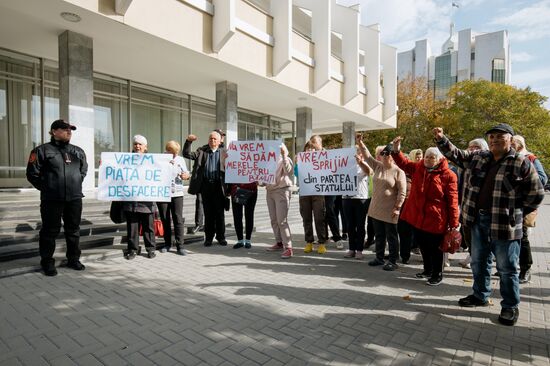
[391,137,460,286]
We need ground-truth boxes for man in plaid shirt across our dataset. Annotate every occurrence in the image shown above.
[433,123,544,326]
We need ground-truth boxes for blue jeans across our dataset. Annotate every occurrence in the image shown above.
[470,213,520,309]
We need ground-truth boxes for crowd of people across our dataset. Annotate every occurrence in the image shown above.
[27,119,546,326]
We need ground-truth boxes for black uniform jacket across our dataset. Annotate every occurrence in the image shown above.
[26,138,88,201]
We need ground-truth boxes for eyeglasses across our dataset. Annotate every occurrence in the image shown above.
[379,151,391,156]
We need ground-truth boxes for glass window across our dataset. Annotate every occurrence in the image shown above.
[131,85,188,154]
[434,52,456,100]
[492,58,506,84]
[190,98,216,148]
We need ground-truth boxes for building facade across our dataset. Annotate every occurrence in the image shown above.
[397,26,510,99]
[0,0,397,189]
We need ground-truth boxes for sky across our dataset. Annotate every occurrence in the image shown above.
[336,0,550,108]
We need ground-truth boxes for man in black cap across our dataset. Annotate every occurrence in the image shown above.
[433,123,544,326]
[26,119,88,276]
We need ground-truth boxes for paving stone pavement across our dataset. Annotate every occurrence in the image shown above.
[0,194,549,366]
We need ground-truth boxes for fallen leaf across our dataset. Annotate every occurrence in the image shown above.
[463,279,473,283]
[403,295,412,301]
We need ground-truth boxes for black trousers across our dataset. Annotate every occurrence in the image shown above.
[334,195,347,235]
[195,193,204,227]
[398,218,414,261]
[157,196,184,248]
[372,218,399,263]
[201,180,226,242]
[231,193,257,241]
[414,227,444,280]
[126,212,155,252]
[39,199,82,266]
[343,198,369,252]
[519,225,532,272]
[325,195,341,241]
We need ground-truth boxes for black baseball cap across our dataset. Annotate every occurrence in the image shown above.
[485,123,514,136]
[50,119,76,131]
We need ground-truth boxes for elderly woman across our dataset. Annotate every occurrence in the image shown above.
[357,137,407,271]
[123,135,156,260]
[511,135,547,283]
[158,140,190,255]
[342,136,373,260]
[265,144,294,258]
[391,137,460,285]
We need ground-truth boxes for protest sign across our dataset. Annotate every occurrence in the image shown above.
[98,152,172,202]
[225,140,280,184]
[297,148,357,196]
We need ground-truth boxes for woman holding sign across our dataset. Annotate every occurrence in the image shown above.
[123,135,157,260]
[357,136,406,271]
[230,182,258,249]
[158,141,190,255]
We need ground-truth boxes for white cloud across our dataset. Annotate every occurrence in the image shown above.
[511,51,534,63]
[490,1,550,41]
[512,66,550,87]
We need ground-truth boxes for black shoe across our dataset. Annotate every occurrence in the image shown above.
[218,240,228,246]
[498,307,519,326]
[342,233,348,241]
[147,250,156,259]
[67,260,85,271]
[401,258,410,265]
[364,240,374,249]
[427,277,442,286]
[519,269,531,284]
[42,262,58,277]
[204,240,213,247]
[124,250,136,260]
[233,241,244,249]
[458,294,489,307]
[415,272,431,279]
[383,262,398,271]
[368,258,384,266]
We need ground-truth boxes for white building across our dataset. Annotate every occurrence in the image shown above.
[397,26,510,99]
[0,0,397,189]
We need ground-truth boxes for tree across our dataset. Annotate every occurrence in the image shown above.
[360,75,445,153]
[443,80,550,168]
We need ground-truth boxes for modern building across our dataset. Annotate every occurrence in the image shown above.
[0,0,397,189]
[397,25,510,99]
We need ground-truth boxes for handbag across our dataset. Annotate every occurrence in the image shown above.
[524,209,537,228]
[234,187,254,205]
[109,201,126,224]
[139,218,164,237]
[439,229,462,254]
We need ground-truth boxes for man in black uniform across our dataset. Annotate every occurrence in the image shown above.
[26,119,88,276]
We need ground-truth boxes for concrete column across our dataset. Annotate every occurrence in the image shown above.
[342,121,355,148]
[58,30,95,191]
[296,107,312,153]
[216,81,238,144]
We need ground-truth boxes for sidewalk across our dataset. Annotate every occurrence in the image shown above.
[0,194,548,366]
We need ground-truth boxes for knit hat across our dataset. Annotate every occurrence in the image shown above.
[133,134,147,145]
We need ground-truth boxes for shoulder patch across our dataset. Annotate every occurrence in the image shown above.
[28,152,37,164]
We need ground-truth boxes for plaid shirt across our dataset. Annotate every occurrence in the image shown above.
[436,136,544,240]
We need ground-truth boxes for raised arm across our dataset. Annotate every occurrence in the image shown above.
[182,134,199,160]
[390,136,417,176]
[356,133,381,169]
[433,127,473,166]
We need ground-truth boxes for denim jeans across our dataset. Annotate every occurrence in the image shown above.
[471,213,520,309]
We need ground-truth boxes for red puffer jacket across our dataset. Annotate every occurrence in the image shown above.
[392,151,459,234]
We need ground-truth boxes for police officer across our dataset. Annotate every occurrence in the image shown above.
[26,119,88,276]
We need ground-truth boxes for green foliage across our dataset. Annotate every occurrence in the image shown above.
[320,78,550,170]
[443,80,550,168]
